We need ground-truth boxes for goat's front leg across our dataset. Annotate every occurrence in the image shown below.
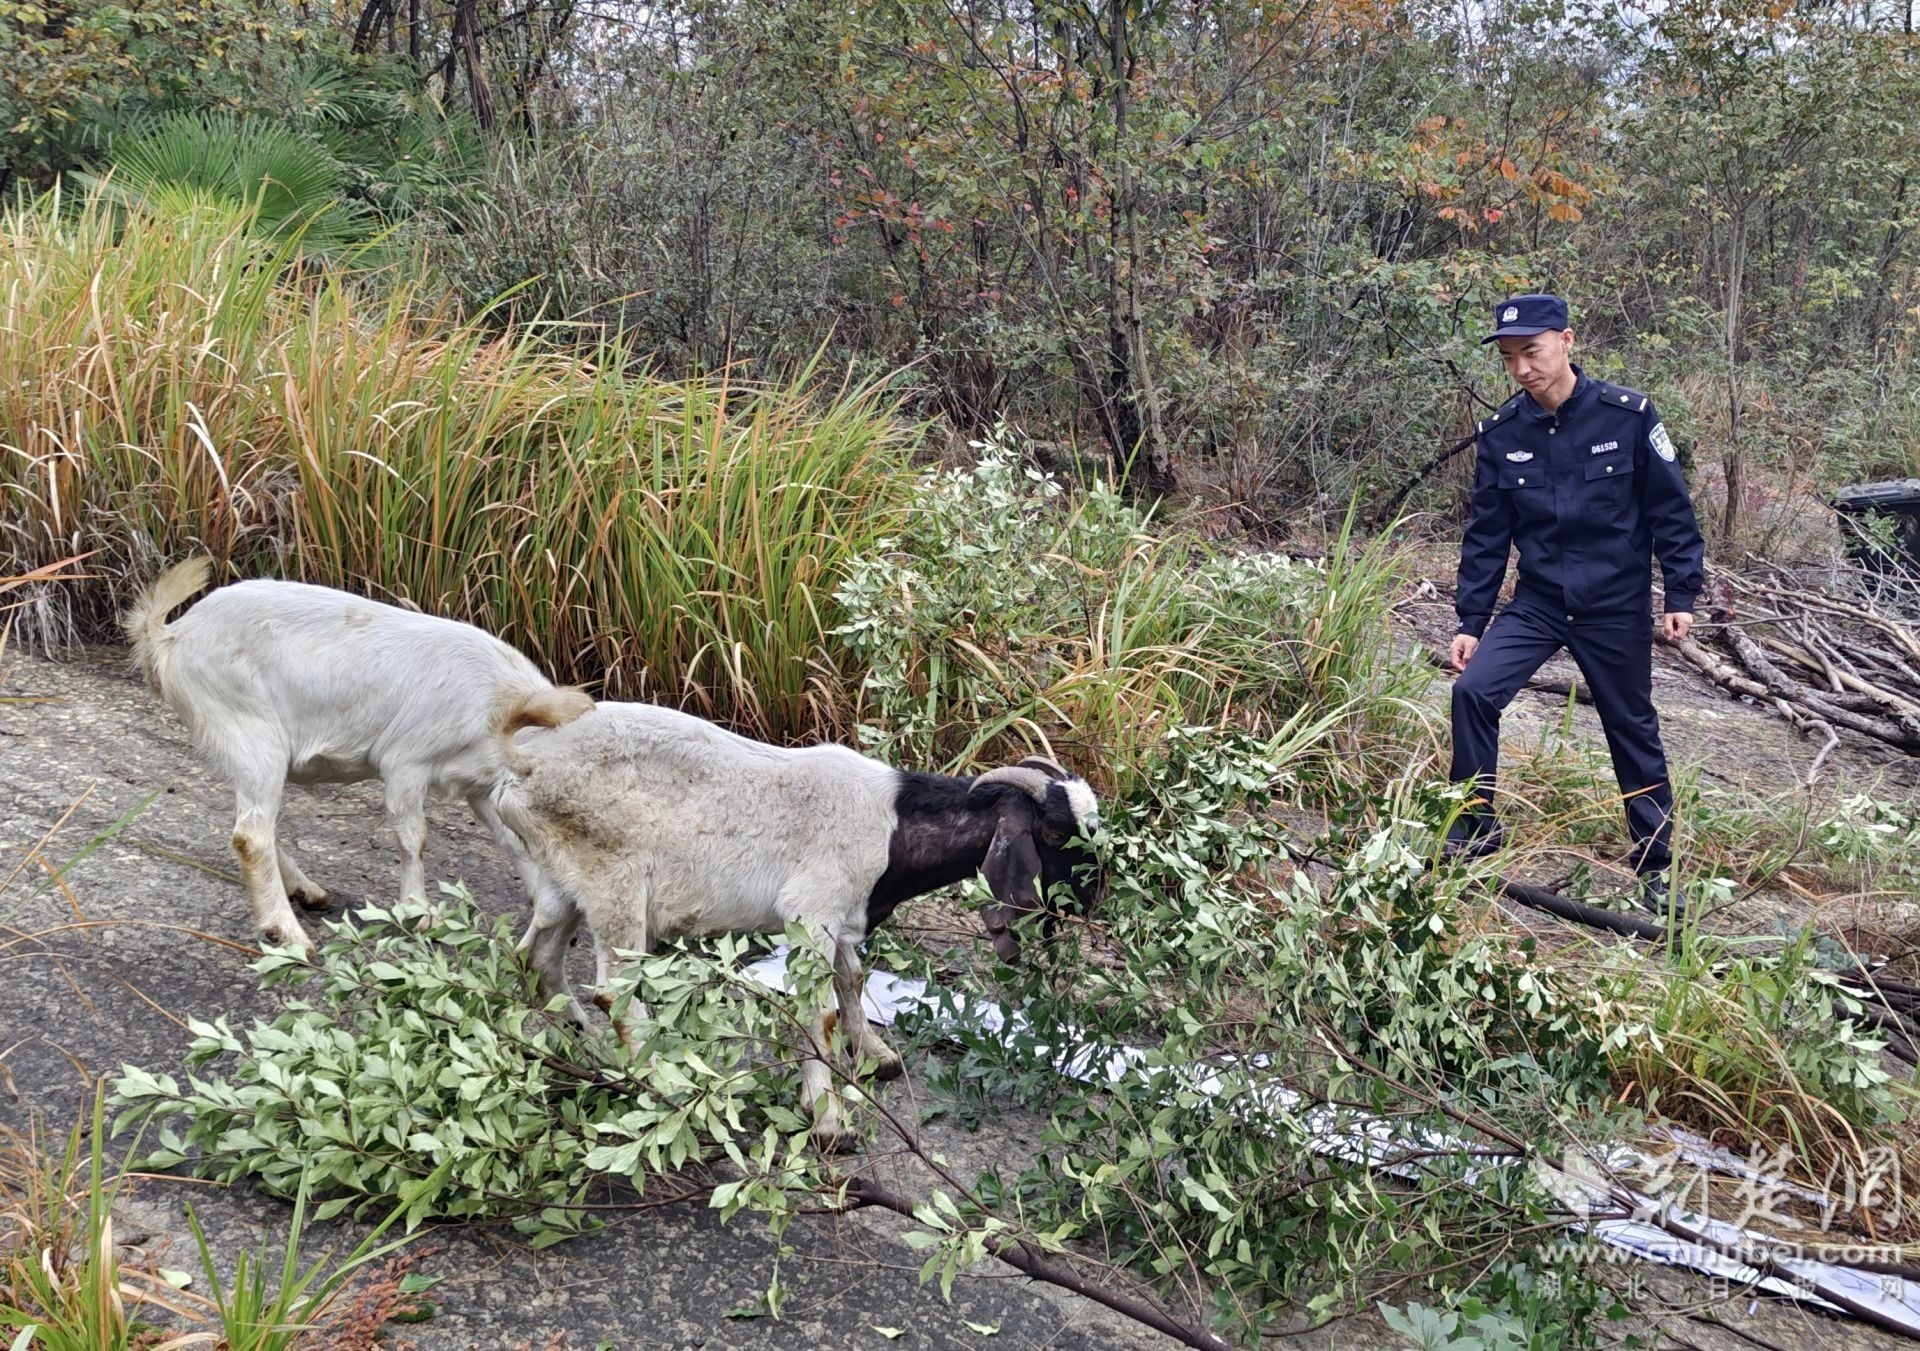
[832,938,902,1082]
[584,911,649,1055]
[799,1002,847,1149]
[515,889,591,1027]
[384,774,431,906]
[224,760,314,955]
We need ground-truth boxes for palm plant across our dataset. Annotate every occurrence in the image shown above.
[80,112,371,255]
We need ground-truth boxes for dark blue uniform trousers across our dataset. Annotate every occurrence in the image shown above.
[1450,602,1673,874]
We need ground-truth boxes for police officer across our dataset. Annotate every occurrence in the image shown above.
[1445,294,1706,913]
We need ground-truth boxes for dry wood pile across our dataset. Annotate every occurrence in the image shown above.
[1674,560,1920,783]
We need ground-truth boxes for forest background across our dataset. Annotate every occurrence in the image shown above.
[8,0,1915,540]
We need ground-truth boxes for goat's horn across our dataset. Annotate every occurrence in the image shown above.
[1015,755,1070,781]
[974,766,1051,803]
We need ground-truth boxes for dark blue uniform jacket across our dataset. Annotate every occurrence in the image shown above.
[1455,365,1706,638]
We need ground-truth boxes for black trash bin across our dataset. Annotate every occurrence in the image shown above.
[1832,480,1920,574]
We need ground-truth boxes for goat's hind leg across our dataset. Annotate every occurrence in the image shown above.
[384,773,432,907]
[514,888,592,1028]
[468,790,552,914]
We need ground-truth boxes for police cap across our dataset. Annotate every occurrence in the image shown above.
[1482,293,1570,344]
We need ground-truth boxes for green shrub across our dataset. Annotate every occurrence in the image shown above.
[1589,925,1908,1172]
[833,427,1435,789]
[1814,793,1920,895]
[80,112,372,255]
[914,777,1609,1340]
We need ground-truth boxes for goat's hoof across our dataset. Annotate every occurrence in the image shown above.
[810,1123,851,1154]
[289,884,332,911]
[259,925,315,959]
[869,1054,906,1083]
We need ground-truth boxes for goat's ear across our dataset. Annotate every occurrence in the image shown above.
[984,816,1042,909]
[980,813,1042,961]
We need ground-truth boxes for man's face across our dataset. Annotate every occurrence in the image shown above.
[1496,329,1574,397]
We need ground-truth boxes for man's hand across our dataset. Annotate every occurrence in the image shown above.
[1663,612,1693,644]
[1450,633,1479,671]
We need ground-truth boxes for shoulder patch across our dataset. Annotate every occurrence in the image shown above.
[1650,422,1677,462]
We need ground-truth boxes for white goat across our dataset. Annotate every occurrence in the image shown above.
[491,697,1103,1145]
[125,559,592,953]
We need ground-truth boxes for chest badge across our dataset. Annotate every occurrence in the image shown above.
[1505,450,1534,463]
[1589,440,1619,455]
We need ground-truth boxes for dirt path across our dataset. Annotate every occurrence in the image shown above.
[3,643,1917,1350]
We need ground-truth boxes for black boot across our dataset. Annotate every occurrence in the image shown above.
[1443,821,1506,861]
[1636,871,1687,922]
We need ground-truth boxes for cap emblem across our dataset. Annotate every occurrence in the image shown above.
[1502,306,1519,322]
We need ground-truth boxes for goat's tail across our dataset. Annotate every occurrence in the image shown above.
[495,686,595,771]
[123,557,213,693]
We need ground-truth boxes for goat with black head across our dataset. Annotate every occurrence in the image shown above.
[491,700,1103,1145]
[875,755,1105,962]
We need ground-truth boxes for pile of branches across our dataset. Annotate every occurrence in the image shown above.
[1837,967,1920,1066]
[1675,559,1920,776]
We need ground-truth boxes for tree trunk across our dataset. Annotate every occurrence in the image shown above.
[1718,206,1747,555]
[1104,2,1174,497]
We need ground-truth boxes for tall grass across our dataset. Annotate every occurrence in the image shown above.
[1,1094,426,1349]
[0,190,914,737]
